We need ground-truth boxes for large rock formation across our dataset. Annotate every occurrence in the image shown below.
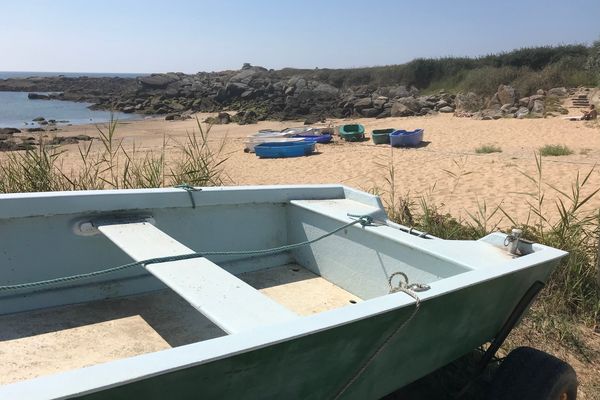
[0,67,575,123]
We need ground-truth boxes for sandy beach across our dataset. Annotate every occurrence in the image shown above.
[45,112,600,227]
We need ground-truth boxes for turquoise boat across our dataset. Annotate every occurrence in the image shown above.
[338,124,365,142]
[0,186,573,399]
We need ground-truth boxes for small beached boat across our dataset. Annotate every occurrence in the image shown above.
[294,133,333,144]
[390,129,424,147]
[254,141,316,158]
[338,124,365,142]
[371,128,394,145]
[244,130,303,153]
[0,185,572,399]
[282,127,333,144]
[281,127,317,136]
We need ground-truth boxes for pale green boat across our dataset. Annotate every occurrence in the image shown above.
[0,185,572,399]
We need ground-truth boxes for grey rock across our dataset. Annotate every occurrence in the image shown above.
[439,106,454,113]
[515,107,529,119]
[229,67,267,84]
[528,95,545,110]
[536,89,546,96]
[455,92,484,112]
[497,84,519,106]
[360,108,380,118]
[218,112,231,124]
[531,99,545,115]
[435,100,449,109]
[487,93,502,109]
[353,97,373,110]
[372,96,388,110]
[313,83,339,96]
[138,74,181,89]
[0,128,20,135]
[548,87,568,97]
[390,101,414,117]
[28,93,51,100]
[518,97,530,107]
[165,113,181,121]
[32,116,45,122]
[376,109,391,119]
[397,96,421,112]
[388,86,411,98]
[474,109,503,120]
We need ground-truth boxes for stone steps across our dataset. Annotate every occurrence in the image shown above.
[570,94,590,108]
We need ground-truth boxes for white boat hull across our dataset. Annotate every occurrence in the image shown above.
[0,185,567,399]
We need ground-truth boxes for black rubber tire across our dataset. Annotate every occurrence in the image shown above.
[488,346,578,400]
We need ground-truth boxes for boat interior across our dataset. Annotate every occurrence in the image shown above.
[0,192,476,385]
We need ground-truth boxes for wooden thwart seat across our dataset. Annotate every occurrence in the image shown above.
[97,221,297,334]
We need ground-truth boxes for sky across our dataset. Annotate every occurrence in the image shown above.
[1,0,599,74]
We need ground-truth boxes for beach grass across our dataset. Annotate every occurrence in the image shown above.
[475,144,502,154]
[376,152,599,397]
[539,144,574,156]
[0,117,229,193]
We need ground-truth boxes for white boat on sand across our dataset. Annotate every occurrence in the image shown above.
[0,185,574,399]
[244,135,305,153]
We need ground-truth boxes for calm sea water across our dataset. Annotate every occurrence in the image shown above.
[0,92,141,128]
[0,71,148,128]
[0,71,145,79]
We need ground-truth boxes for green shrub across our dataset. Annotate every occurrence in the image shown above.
[539,144,574,156]
[273,43,597,95]
[475,144,502,154]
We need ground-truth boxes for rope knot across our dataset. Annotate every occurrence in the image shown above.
[174,183,200,208]
[346,213,374,226]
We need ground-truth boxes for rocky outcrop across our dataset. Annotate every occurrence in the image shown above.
[0,128,20,135]
[467,85,564,120]
[0,67,579,124]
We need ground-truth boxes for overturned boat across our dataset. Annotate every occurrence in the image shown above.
[0,185,570,399]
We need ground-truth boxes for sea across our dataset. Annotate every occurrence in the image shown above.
[0,71,147,128]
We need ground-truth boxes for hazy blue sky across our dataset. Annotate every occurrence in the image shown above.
[1,0,599,74]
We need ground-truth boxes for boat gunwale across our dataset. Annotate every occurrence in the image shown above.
[0,184,353,219]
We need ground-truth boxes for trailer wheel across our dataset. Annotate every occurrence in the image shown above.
[488,346,577,400]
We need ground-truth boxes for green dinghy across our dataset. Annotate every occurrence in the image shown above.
[371,128,394,145]
[338,124,365,142]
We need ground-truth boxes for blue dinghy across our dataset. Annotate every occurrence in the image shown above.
[390,129,424,147]
[255,141,316,158]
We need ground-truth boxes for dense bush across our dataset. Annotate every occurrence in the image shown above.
[276,43,599,96]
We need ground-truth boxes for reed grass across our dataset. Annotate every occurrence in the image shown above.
[377,152,599,325]
[0,117,229,193]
